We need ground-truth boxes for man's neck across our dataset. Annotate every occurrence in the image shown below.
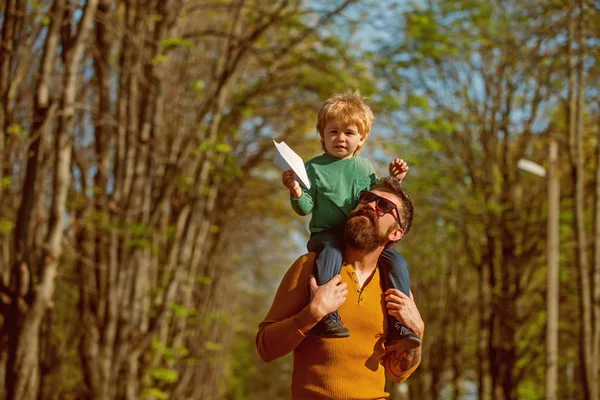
[344,245,384,276]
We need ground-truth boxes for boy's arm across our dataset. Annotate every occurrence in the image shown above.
[289,164,316,215]
[291,191,315,215]
[382,347,422,382]
[388,158,409,183]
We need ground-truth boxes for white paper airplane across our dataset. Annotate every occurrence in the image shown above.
[273,140,311,190]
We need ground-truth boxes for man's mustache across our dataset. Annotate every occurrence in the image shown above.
[349,208,377,223]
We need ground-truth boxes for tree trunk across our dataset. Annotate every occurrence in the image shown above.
[546,139,560,400]
[0,0,18,208]
[569,3,597,399]
[6,1,98,398]
[594,108,600,400]
[478,260,491,400]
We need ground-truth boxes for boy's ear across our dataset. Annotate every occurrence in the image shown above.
[359,133,369,145]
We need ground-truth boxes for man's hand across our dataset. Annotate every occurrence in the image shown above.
[282,169,302,198]
[384,289,424,338]
[308,275,348,320]
[382,289,424,382]
[388,158,409,183]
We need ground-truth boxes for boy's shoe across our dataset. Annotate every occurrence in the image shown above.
[312,311,350,338]
[385,321,421,351]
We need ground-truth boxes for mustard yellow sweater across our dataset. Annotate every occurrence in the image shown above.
[256,253,420,399]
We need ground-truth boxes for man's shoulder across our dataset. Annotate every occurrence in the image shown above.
[282,253,318,287]
[291,252,318,271]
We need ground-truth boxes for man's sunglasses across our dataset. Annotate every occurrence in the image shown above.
[358,191,402,227]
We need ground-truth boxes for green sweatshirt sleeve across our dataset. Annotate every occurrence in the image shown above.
[290,163,316,216]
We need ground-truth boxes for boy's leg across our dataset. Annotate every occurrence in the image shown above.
[307,231,344,286]
[380,248,421,351]
[380,247,410,296]
[307,231,349,338]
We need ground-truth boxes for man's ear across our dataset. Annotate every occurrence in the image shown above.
[389,226,404,242]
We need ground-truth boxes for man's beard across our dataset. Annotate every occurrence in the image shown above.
[344,208,391,253]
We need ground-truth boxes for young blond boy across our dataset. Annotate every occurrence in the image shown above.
[281,90,420,350]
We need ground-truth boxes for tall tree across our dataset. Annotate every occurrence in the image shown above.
[374,1,567,398]
[1,0,375,398]
[569,0,599,398]
[4,1,99,399]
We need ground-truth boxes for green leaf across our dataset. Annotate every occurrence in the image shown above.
[176,346,189,357]
[169,303,190,318]
[0,219,14,234]
[406,95,430,110]
[215,143,232,153]
[204,341,222,351]
[193,80,205,91]
[151,336,167,352]
[195,275,212,285]
[142,388,168,400]
[148,367,179,383]
[422,137,443,151]
[123,238,152,249]
[438,119,454,133]
[7,124,27,138]
[161,37,193,49]
[151,55,168,65]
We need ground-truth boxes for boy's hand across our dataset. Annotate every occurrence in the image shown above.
[389,158,409,183]
[282,169,302,198]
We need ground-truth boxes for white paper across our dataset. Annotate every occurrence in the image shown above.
[517,158,546,177]
[273,140,311,190]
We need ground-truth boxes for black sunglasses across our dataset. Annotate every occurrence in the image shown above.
[358,191,402,227]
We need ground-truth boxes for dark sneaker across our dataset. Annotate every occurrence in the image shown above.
[386,321,421,351]
[312,311,350,338]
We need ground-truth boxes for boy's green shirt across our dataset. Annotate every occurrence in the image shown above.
[291,153,378,234]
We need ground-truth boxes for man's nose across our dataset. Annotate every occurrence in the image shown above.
[364,201,377,211]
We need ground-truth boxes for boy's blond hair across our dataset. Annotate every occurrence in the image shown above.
[316,90,375,155]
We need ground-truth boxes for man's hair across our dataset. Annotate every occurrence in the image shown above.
[316,89,375,155]
[372,176,413,235]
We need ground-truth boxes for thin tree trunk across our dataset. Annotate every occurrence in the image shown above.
[594,111,600,400]
[450,255,462,400]
[0,0,18,208]
[6,1,98,398]
[569,4,596,399]
[478,261,490,400]
[4,0,66,395]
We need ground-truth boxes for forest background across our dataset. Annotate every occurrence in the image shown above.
[0,0,599,399]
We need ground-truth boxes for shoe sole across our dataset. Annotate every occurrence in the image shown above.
[312,333,351,338]
[385,338,421,352]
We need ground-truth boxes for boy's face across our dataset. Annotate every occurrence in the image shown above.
[322,119,366,159]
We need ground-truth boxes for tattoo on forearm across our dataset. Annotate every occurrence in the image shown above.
[387,348,421,376]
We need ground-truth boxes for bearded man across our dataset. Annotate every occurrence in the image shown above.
[256,177,424,399]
